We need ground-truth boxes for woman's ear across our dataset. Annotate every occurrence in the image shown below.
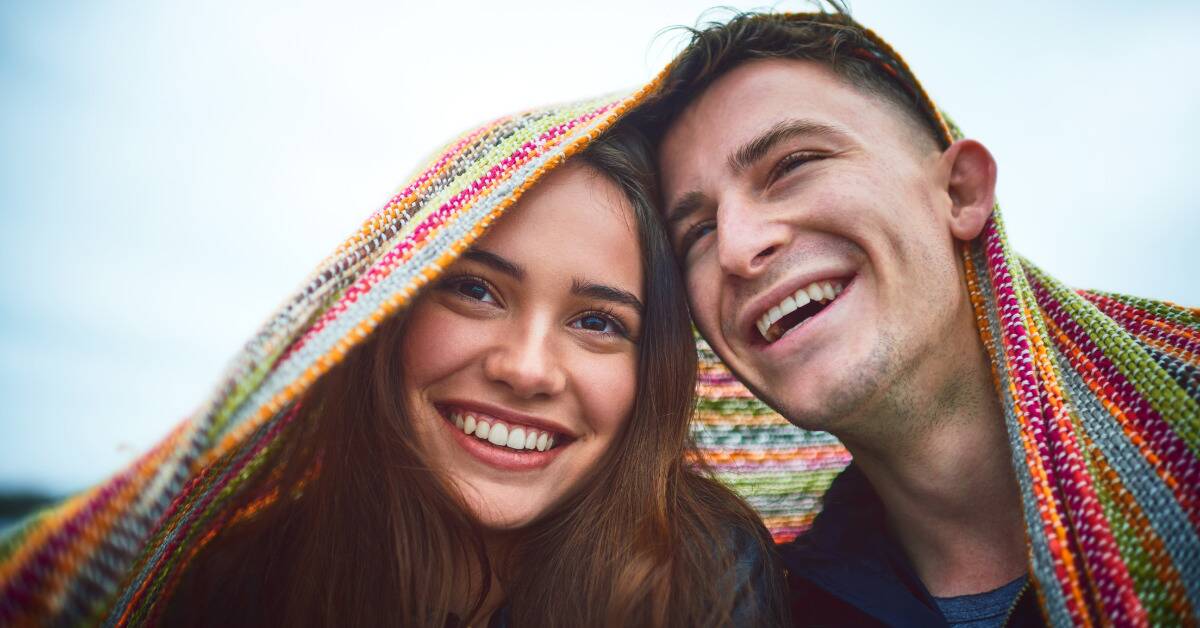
[940,139,997,241]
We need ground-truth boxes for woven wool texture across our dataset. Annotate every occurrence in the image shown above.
[2,12,1198,627]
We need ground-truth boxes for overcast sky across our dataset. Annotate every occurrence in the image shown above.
[2,1,1197,493]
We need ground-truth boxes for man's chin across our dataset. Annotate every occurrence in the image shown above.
[735,375,844,431]
[763,335,897,428]
[755,367,886,434]
[773,398,859,434]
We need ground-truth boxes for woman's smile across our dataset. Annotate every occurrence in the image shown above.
[435,401,572,472]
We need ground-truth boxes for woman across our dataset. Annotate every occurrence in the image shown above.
[0,93,787,626]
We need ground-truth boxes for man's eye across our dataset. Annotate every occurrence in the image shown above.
[769,151,822,184]
[679,221,716,255]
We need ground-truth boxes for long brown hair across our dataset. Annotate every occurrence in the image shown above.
[163,126,787,627]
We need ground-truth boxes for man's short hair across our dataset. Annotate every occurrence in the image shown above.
[636,9,950,151]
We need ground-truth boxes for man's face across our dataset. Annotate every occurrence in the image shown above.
[659,58,974,433]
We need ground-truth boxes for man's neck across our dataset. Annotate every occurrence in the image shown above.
[837,332,1027,597]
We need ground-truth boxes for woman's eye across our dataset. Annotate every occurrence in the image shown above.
[572,312,625,336]
[454,278,495,303]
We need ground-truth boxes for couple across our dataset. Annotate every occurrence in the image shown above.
[3,10,1198,627]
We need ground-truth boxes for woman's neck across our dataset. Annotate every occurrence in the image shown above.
[460,533,513,626]
[463,575,504,627]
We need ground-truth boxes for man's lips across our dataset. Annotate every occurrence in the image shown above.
[738,272,857,345]
[753,275,858,353]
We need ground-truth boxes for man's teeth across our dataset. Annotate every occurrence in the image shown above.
[450,411,556,451]
[756,279,845,340]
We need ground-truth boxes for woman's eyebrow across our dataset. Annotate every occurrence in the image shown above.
[463,248,525,279]
[571,278,644,314]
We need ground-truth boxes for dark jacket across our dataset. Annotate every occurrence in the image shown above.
[779,465,1044,628]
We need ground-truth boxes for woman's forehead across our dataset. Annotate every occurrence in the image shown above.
[472,163,642,291]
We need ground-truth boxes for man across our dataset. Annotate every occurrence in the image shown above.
[633,10,1200,627]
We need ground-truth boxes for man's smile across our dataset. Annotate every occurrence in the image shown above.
[735,268,859,349]
[753,276,849,343]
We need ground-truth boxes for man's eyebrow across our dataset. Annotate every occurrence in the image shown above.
[571,278,644,314]
[463,249,525,279]
[665,119,846,230]
[728,119,846,175]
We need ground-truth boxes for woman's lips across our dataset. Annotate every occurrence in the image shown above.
[447,408,559,451]
[438,406,567,471]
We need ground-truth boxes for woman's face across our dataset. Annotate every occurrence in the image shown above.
[400,162,644,530]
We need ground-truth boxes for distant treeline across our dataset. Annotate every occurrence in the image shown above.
[0,491,59,519]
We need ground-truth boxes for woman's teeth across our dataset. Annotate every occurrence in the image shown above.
[451,411,556,452]
[756,279,845,342]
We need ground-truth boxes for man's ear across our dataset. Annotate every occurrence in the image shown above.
[940,139,997,241]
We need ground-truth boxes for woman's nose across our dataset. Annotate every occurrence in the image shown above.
[482,321,567,399]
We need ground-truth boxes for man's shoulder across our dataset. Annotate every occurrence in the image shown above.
[785,569,889,628]
[778,465,948,628]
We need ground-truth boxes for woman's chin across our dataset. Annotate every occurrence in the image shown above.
[448,479,558,531]
[465,500,546,532]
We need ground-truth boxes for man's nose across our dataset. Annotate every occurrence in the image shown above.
[716,199,789,279]
[482,319,567,399]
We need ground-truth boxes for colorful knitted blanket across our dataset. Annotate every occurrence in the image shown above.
[1,11,1197,627]
[833,16,1200,626]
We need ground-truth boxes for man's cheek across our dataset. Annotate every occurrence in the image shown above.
[686,279,719,336]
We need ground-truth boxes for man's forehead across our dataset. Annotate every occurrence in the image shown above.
[657,60,861,195]
[657,57,928,199]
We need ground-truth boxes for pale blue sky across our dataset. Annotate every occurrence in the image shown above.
[2,1,1197,493]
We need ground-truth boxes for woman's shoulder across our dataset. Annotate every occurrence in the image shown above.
[678,483,790,626]
[724,519,791,627]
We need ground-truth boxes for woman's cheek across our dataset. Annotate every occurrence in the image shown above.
[400,302,485,385]
[580,352,639,436]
